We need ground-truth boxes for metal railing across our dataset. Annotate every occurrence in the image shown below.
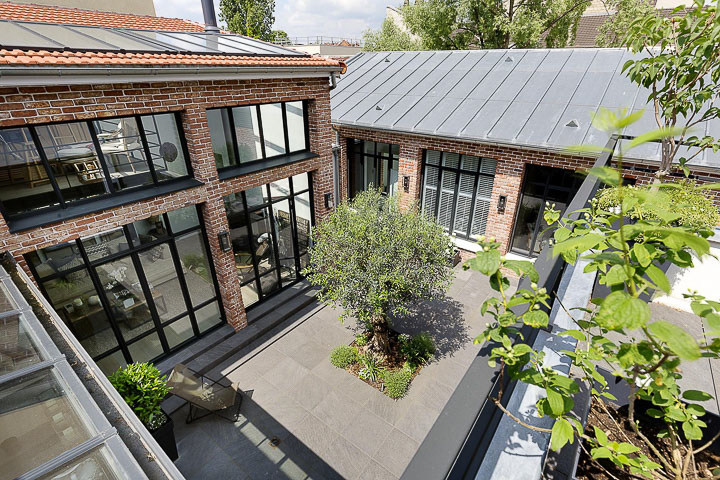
[271,36,363,47]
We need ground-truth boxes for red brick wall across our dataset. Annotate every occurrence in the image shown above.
[335,125,720,254]
[0,77,335,330]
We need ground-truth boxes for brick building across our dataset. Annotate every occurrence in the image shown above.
[331,49,720,258]
[0,3,343,374]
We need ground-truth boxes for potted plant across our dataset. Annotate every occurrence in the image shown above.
[109,362,178,461]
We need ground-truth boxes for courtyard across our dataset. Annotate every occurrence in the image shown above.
[171,265,512,479]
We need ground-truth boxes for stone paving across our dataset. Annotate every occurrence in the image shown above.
[171,265,512,479]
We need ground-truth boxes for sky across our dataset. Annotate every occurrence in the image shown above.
[153,0,389,40]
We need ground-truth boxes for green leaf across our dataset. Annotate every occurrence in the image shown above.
[596,291,650,330]
[616,443,640,454]
[593,426,609,445]
[523,310,549,328]
[552,233,605,258]
[683,390,713,402]
[666,407,687,422]
[592,446,613,460]
[559,329,586,341]
[649,321,701,360]
[504,260,539,282]
[706,313,720,332]
[645,264,671,294]
[605,264,629,286]
[586,166,621,186]
[550,418,574,451]
[682,420,703,441]
[691,301,713,318]
[632,243,652,268]
[466,249,501,276]
[546,388,565,416]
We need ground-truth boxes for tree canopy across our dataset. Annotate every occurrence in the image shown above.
[595,0,656,47]
[363,18,423,51]
[303,189,454,358]
[400,0,590,50]
[219,0,286,42]
[622,0,720,177]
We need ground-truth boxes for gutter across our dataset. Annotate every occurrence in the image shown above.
[0,64,344,86]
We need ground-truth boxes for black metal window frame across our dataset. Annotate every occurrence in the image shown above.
[419,149,497,241]
[347,139,400,198]
[0,111,194,229]
[24,204,225,367]
[209,100,311,178]
[225,172,315,310]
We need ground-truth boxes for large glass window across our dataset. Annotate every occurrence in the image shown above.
[208,101,308,171]
[420,150,497,240]
[223,173,314,310]
[0,113,192,226]
[25,205,223,375]
[348,139,400,198]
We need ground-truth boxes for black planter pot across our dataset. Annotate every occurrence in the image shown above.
[149,411,178,461]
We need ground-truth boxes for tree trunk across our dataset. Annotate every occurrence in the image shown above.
[369,314,391,361]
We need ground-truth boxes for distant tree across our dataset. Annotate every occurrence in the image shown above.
[303,190,453,360]
[595,0,656,47]
[219,0,275,41]
[363,18,423,51]
[622,0,720,178]
[401,0,591,49]
[270,29,289,44]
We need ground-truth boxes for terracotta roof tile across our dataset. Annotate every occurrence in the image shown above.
[0,48,342,69]
[0,1,205,32]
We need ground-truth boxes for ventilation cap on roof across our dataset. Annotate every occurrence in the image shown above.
[566,119,579,128]
[376,105,383,111]
[504,56,513,63]
[384,57,391,62]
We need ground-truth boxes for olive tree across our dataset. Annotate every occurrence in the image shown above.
[303,189,454,360]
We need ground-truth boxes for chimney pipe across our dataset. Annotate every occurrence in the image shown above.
[201,0,220,33]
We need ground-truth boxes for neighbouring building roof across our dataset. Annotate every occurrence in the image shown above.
[573,8,682,47]
[331,49,720,169]
[0,3,342,72]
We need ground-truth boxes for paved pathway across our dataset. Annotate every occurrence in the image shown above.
[172,265,512,479]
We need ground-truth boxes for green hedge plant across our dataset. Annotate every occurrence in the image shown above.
[330,345,358,368]
[400,332,436,368]
[383,369,412,399]
[109,362,170,429]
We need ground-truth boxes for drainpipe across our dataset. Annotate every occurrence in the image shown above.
[329,71,338,90]
[201,0,220,33]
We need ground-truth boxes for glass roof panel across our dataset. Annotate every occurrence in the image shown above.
[0,367,96,479]
[0,313,43,377]
[0,282,18,313]
[0,21,61,49]
[163,32,251,54]
[22,23,117,50]
[68,26,166,51]
[38,445,128,480]
[127,30,216,52]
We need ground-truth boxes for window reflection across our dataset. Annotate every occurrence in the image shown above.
[348,140,399,198]
[141,113,188,181]
[260,103,286,157]
[207,108,237,169]
[93,117,152,190]
[232,106,262,163]
[286,101,306,152]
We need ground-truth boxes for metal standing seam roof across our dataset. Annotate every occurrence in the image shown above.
[331,49,720,169]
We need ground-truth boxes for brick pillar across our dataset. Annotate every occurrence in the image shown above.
[398,143,423,210]
[486,158,524,254]
[307,95,335,221]
[180,107,247,330]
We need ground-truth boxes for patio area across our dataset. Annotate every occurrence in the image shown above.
[170,265,513,479]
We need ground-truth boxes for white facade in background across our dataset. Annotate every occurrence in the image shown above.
[286,44,362,57]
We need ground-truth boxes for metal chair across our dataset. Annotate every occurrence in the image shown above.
[167,363,242,424]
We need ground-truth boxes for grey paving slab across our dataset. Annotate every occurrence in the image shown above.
[288,372,335,411]
[311,389,361,432]
[393,401,441,443]
[264,356,311,391]
[319,434,372,479]
[344,407,394,457]
[372,428,420,478]
[358,461,398,480]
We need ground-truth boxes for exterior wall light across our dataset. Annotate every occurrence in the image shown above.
[403,175,410,192]
[324,193,334,209]
[497,195,507,212]
[218,231,232,252]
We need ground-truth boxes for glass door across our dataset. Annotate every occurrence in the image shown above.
[510,165,583,257]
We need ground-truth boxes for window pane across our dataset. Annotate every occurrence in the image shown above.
[453,173,475,235]
[0,313,42,376]
[364,157,376,191]
[81,228,129,262]
[93,117,152,191]
[127,332,162,363]
[138,243,187,321]
[141,113,188,181]
[0,127,58,217]
[377,143,390,157]
[225,194,256,285]
[269,177,290,200]
[164,315,193,349]
[129,215,168,247]
[292,172,309,192]
[232,106,262,163]
[437,170,456,230]
[176,231,216,307]
[207,108,237,168]
[426,150,441,165]
[97,258,155,342]
[95,350,126,376]
[27,242,83,279]
[295,192,312,253]
[0,368,94,479]
[421,166,439,218]
[245,186,265,209]
[363,141,374,155]
[195,301,222,333]
[36,122,110,203]
[38,446,125,480]
[260,103,286,157]
[391,144,400,156]
[443,152,460,168]
[286,101,306,152]
[389,159,399,196]
[274,199,296,283]
[167,205,200,233]
[240,282,259,308]
[249,207,277,275]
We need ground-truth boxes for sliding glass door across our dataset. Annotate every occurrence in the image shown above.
[223,172,314,310]
[348,140,399,198]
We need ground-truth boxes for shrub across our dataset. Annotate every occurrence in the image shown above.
[109,362,170,429]
[330,345,357,368]
[354,333,369,346]
[401,332,436,366]
[358,353,385,382]
[594,180,719,231]
[402,360,417,373]
[383,369,412,399]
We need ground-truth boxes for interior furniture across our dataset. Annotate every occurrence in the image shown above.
[167,364,242,423]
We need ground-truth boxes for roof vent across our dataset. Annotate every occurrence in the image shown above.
[376,105,383,111]
[505,56,514,63]
[385,57,391,62]
[566,119,579,128]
